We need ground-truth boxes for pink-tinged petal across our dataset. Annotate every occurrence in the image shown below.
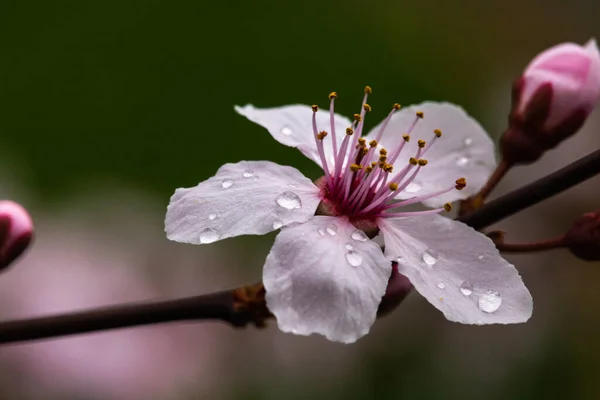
[165,161,321,244]
[379,215,532,324]
[0,200,34,269]
[367,102,496,207]
[234,104,352,170]
[263,216,392,343]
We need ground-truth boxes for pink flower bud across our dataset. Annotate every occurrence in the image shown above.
[564,210,600,262]
[377,262,413,317]
[0,200,34,269]
[502,39,600,165]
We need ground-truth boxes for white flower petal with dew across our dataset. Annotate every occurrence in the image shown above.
[234,104,352,170]
[264,216,392,343]
[378,214,532,324]
[367,102,496,207]
[165,161,321,244]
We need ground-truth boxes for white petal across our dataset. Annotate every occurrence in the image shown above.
[263,216,392,343]
[165,161,321,244]
[234,104,352,170]
[379,215,532,324]
[367,102,496,207]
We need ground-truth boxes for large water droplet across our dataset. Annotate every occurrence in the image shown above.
[345,251,363,267]
[478,290,502,313]
[317,228,325,236]
[275,191,302,210]
[242,169,254,178]
[208,213,217,220]
[405,183,422,193]
[281,125,293,136]
[199,228,219,244]
[272,220,283,229]
[460,282,474,296]
[345,243,354,251]
[351,230,368,242]
[421,249,438,266]
[437,282,446,290]
[222,179,233,189]
[326,224,338,236]
[456,156,469,167]
[464,137,473,146]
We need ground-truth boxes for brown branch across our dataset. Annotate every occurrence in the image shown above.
[1,148,600,345]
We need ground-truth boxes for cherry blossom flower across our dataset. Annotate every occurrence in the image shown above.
[166,88,533,343]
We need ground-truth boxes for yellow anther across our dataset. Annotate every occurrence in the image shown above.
[317,130,328,140]
[416,111,424,119]
[418,139,426,148]
[371,161,377,167]
[403,134,410,142]
[389,182,399,191]
[418,159,428,166]
[364,85,372,94]
[329,92,338,99]
[346,127,354,135]
[444,203,452,212]
[433,129,442,138]
[350,163,363,172]
[311,104,319,112]
[361,147,369,156]
[357,137,366,146]
[379,155,387,163]
[393,103,401,110]
[409,157,418,166]
[369,140,378,148]
[363,103,372,112]
[365,165,373,173]
[353,113,362,122]
[379,148,387,155]
[383,163,394,173]
[455,177,467,190]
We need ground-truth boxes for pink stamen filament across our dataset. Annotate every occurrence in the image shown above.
[312,111,332,188]
[377,207,448,218]
[383,184,456,210]
[329,97,338,161]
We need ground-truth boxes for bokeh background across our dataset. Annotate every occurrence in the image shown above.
[1,0,600,399]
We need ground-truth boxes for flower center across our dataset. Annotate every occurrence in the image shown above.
[312,87,466,223]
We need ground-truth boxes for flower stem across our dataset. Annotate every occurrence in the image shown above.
[496,236,566,253]
[476,158,512,201]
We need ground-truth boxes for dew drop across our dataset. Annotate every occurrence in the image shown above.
[396,256,406,264]
[460,282,473,296]
[345,251,363,267]
[317,228,325,236]
[272,220,283,229]
[199,228,219,244]
[345,243,354,251]
[281,125,293,136]
[242,169,254,178]
[351,230,368,242]
[456,156,469,167]
[222,179,233,189]
[275,191,302,210]
[421,249,438,266]
[437,282,446,290]
[478,290,502,313]
[208,213,217,220]
[288,182,298,188]
[405,182,422,193]
[477,254,486,261]
[326,224,338,236]
[464,137,473,146]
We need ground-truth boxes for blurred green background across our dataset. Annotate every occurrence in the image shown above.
[1,0,600,399]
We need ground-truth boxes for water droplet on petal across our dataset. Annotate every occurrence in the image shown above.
[317,228,325,236]
[199,228,219,244]
[396,256,406,264]
[345,251,363,267]
[437,282,446,290]
[272,220,283,229]
[345,243,353,251]
[351,230,368,242]
[242,169,254,178]
[477,254,486,261]
[478,290,502,313]
[275,191,302,210]
[222,179,233,189]
[405,183,422,193]
[281,125,293,136]
[456,156,469,167]
[326,224,338,236]
[460,282,473,296]
[208,213,217,220]
[464,137,473,146]
[421,249,438,266]
[288,182,298,188]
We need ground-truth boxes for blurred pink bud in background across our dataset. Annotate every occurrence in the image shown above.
[0,200,33,269]
[519,38,600,129]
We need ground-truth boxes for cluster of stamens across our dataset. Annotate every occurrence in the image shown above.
[313,87,466,221]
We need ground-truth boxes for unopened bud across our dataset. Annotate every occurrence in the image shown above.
[564,210,600,261]
[377,262,413,317]
[0,200,34,270]
[502,39,600,165]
